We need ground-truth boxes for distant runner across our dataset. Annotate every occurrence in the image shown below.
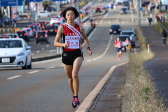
[114,37,123,60]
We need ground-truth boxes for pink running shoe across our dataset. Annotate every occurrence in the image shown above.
[118,58,120,60]
[72,98,80,108]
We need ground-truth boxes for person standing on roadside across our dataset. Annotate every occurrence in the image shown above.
[147,17,153,27]
[114,37,123,60]
[54,7,92,108]
[162,29,167,46]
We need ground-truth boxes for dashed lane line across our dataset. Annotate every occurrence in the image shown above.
[7,75,21,80]
[28,70,39,74]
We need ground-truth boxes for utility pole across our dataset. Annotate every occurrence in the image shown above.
[137,0,141,27]
[77,0,80,25]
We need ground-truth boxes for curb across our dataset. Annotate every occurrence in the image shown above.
[75,62,128,112]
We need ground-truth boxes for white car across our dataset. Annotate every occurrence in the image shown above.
[3,33,19,38]
[0,38,32,69]
[22,28,35,38]
[50,18,60,24]
[37,11,51,17]
[120,30,136,41]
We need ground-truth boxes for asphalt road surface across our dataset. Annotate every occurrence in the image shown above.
[0,0,150,112]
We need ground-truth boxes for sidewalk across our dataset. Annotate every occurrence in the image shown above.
[142,26,168,107]
[88,65,129,112]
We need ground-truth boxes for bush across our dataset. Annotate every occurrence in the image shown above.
[126,27,168,112]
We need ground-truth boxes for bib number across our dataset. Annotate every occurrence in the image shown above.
[65,36,80,49]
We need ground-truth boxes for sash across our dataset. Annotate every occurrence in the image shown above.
[64,23,81,37]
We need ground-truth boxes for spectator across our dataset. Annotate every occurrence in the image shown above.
[147,17,153,27]
[162,29,167,46]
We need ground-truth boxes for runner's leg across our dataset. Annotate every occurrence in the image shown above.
[72,57,83,96]
[64,64,74,95]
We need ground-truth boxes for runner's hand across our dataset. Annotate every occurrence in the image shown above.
[87,49,92,56]
[80,45,83,49]
[64,43,69,48]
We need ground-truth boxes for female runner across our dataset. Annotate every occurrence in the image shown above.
[54,7,92,108]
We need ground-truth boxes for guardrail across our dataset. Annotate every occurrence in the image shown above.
[159,21,168,33]
[0,28,23,33]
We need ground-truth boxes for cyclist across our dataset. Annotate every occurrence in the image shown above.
[54,7,92,108]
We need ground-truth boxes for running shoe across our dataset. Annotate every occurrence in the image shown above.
[118,58,120,60]
[72,98,80,108]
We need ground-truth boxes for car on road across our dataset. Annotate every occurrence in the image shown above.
[46,24,58,35]
[37,11,51,17]
[38,21,47,30]
[50,18,60,24]
[17,30,30,41]
[36,30,49,44]
[109,24,122,35]
[120,7,128,14]
[3,33,19,38]
[27,24,40,35]
[95,7,102,13]
[0,38,32,69]
[0,35,13,38]
[120,30,136,40]
[22,28,35,38]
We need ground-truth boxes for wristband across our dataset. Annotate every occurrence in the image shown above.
[87,47,91,50]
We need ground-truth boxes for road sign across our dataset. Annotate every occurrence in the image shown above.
[28,0,42,2]
[51,0,66,1]
[1,0,22,6]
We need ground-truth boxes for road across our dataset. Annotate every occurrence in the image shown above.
[0,0,150,112]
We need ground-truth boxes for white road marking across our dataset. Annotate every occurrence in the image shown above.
[31,53,34,56]
[28,70,39,74]
[46,45,49,47]
[86,60,92,62]
[36,50,40,53]
[45,67,55,69]
[41,48,45,50]
[7,75,21,80]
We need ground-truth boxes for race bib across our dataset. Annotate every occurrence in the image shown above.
[65,36,80,49]
[117,43,121,48]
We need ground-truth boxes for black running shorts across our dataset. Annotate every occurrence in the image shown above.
[62,49,84,65]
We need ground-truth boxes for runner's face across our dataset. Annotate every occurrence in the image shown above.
[66,10,75,23]
[117,38,120,41]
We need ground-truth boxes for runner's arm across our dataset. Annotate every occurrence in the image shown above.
[80,25,90,48]
[80,25,92,55]
[54,25,68,48]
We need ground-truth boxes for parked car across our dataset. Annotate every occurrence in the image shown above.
[109,24,122,35]
[0,38,32,69]
[3,33,19,38]
[17,30,30,41]
[46,24,58,35]
[22,28,35,38]
[37,11,51,17]
[36,30,49,44]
